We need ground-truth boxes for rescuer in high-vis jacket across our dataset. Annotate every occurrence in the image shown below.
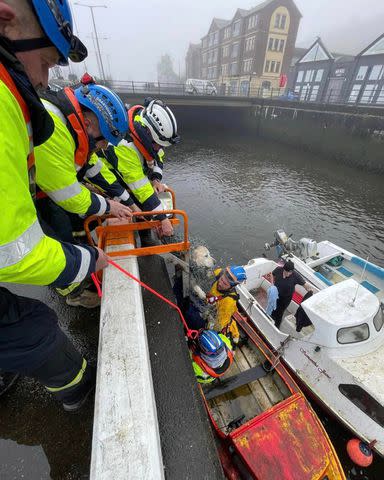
[0,0,107,411]
[98,99,180,240]
[190,330,233,384]
[126,98,179,194]
[34,77,135,244]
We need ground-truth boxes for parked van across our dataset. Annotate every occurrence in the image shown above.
[185,78,217,95]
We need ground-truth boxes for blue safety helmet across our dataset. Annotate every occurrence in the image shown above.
[198,330,225,356]
[29,0,87,66]
[74,84,128,145]
[225,266,247,286]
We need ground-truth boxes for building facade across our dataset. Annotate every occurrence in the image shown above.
[194,0,301,95]
[345,34,384,106]
[289,34,384,106]
[185,43,202,80]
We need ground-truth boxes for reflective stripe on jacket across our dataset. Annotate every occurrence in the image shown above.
[0,63,96,287]
[35,104,107,216]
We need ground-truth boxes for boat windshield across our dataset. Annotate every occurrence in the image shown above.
[374,306,384,332]
[339,384,384,428]
[337,323,369,344]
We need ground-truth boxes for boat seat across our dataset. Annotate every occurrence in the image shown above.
[361,280,380,294]
[337,266,354,278]
[203,365,268,401]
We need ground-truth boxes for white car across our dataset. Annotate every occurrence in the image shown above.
[185,79,217,95]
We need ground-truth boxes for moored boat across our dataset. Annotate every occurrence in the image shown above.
[236,254,384,458]
[199,312,346,479]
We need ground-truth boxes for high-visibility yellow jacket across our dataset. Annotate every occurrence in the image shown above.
[191,334,232,384]
[98,140,166,219]
[0,62,97,288]
[209,269,240,341]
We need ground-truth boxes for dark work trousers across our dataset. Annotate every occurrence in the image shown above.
[271,295,292,329]
[36,196,82,243]
[0,287,86,402]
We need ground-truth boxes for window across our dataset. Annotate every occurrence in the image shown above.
[275,61,281,73]
[202,53,207,64]
[360,84,378,104]
[374,307,384,331]
[212,49,218,63]
[273,38,280,51]
[213,31,219,45]
[279,39,285,52]
[230,80,238,95]
[315,69,324,82]
[265,60,270,73]
[232,20,241,37]
[222,45,230,58]
[271,61,276,73]
[297,70,304,83]
[348,84,362,103]
[339,384,384,428]
[245,36,255,51]
[224,27,231,40]
[369,64,384,81]
[248,15,258,29]
[305,70,315,82]
[230,62,238,75]
[232,43,239,58]
[268,37,274,51]
[337,324,369,344]
[243,58,253,73]
[202,38,208,49]
[240,80,250,96]
[376,85,384,105]
[202,67,207,78]
[221,64,228,76]
[309,85,319,102]
[356,66,368,81]
[274,13,286,29]
[212,66,217,78]
[300,85,309,101]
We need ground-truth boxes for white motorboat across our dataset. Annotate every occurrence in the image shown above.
[236,255,384,457]
[264,230,384,303]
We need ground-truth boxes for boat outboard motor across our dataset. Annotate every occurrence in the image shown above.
[297,238,317,260]
[265,229,296,257]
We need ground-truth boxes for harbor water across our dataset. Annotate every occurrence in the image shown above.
[0,136,383,479]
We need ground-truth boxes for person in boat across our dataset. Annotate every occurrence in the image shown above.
[207,266,247,345]
[97,98,180,244]
[190,330,233,384]
[271,260,313,329]
[0,0,107,410]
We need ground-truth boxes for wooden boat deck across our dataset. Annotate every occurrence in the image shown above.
[206,334,291,434]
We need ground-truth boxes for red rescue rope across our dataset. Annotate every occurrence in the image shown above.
[91,260,199,339]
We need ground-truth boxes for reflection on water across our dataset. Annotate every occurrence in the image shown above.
[0,439,50,479]
[168,137,384,480]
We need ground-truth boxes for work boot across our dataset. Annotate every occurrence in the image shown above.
[61,365,96,413]
[66,289,101,308]
[0,371,20,397]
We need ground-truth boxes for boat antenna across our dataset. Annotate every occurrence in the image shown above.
[350,256,369,306]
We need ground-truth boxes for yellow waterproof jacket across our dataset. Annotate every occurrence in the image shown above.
[209,269,240,341]
[0,66,96,287]
[99,140,165,218]
[34,103,109,216]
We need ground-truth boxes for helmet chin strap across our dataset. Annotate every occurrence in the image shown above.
[10,37,53,52]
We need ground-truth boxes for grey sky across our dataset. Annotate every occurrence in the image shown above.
[66,0,384,81]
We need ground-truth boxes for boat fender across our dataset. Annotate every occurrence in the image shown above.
[346,438,374,467]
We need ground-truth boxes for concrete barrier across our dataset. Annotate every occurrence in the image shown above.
[90,243,164,480]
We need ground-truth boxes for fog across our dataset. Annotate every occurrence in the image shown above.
[65,0,384,81]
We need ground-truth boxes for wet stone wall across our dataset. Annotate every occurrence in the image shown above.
[253,102,384,173]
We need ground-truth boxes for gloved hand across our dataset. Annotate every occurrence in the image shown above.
[152,180,166,193]
[108,200,133,220]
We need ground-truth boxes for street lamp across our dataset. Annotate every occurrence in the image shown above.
[74,2,107,82]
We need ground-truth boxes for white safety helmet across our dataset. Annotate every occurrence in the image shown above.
[140,100,180,147]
